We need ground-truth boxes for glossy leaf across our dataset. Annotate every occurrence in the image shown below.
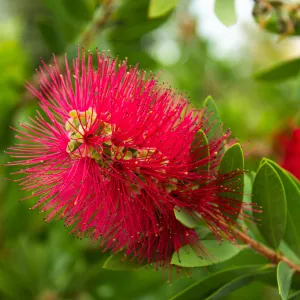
[280,242,300,266]
[174,206,197,229]
[191,129,210,173]
[171,240,242,267]
[242,172,265,242]
[218,143,244,220]
[254,58,300,82]
[206,268,273,300]
[243,173,253,204]
[288,290,300,300]
[277,262,294,300]
[148,0,179,18]
[103,253,140,271]
[252,162,287,249]
[214,0,237,27]
[169,265,270,300]
[264,159,300,259]
[203,96,222,140]
[290,172,300,190]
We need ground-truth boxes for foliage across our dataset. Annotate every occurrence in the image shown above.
[1,0,300,299]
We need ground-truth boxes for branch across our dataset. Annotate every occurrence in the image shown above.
[233,226,300,273]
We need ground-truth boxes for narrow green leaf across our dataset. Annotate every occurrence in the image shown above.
[242,172,265,243]
[171,240,242,267]
[214,0,237,27]
[219,143,244,174]
[206,267,273,300]
[218,143,244,220]
[277,262,294,300]
[252,162,287,249]
[102,253,140,271]
[288,290,300,300]
[195,225,213,240]
[203,96,223,140]
[264,159,300,259]
[280,242,300,265]
[174,206,197,229]
[243,173,253,203]
[289,172,300,190]
[254,58,300,81]
[169,265,269,300]
[148,0,179,18]
[191,129,210,173]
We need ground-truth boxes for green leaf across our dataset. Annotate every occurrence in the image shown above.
[109,0,170,69]
[102,253,140,271]
[277,262,294,300]
[203,96,223,140]
[169,265,271,300]
[191,129,210,173]
[243,173,253,204]
[62,0,96,22]
[171,240,242,267]
[148,0,179,18]
[206,268,273,300]
[218,143,244,220]
[288,290,300,300]
[264,159,300,259]
[289,172,300,190]
[280,242,300,265]
[174,206,197,229]
[252,162,287,249]
[242,172,266,243]
[214,0,237,27]
[36,16,65,53]
[254,58,300,82]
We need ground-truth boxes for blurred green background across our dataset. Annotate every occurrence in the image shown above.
[0,0,299,299]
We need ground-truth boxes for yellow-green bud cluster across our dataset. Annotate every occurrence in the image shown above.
[65,107,99,158]
[64,108,177,192]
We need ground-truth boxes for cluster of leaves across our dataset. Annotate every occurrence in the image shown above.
[102,96,300,300]
[1,0,300,299]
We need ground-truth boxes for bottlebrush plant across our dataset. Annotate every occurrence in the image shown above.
[5,49,300,299]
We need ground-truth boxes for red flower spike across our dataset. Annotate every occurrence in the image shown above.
[7,49,245,267]
[281,128,300,180]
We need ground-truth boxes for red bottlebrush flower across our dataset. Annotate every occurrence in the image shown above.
[7,49,244,267]
[281,128,300,180]
[272,120,295,158]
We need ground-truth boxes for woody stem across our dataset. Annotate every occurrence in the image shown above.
[232,226,300,272]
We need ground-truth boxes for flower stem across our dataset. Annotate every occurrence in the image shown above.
[233,226,300,272]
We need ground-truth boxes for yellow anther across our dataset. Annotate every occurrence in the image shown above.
[66,140,77,153]
[123,151,133,160]
[69,110,78,118]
